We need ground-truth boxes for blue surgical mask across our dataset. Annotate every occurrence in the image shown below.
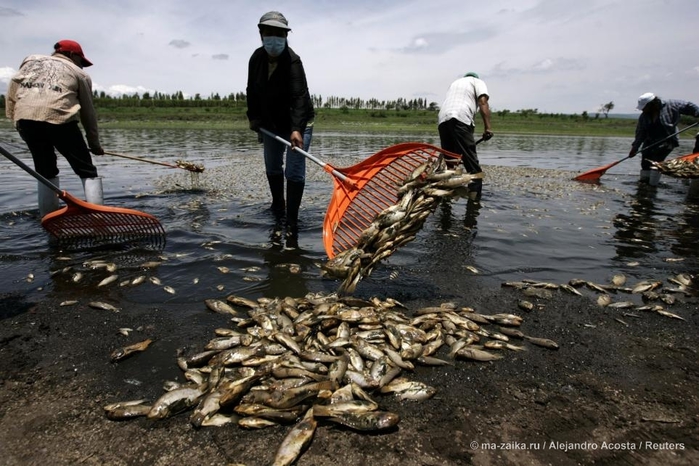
[262,36,286,57]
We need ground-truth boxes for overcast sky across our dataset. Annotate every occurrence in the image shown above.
[1,0,697,114]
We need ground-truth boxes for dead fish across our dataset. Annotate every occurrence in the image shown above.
[517,300,534,312]
[668,273,692,287]
[205,299,238,315]
[147,387,205,420]
[585,281,608,293]
[149,276,162,285]
[59,300,78,307]
[226,295,259,309]
[272,408,317,466]
[217,266,230,274]
[201,413,240,427]
[523,335,559,350]
[632,281,662,294]
[88,301,120,312]
[611,274,627,286]
[559,284,583,296]
[103,399,152,420]
[164,286,176,294]
[131,275,146,286]
[110,339,154,362]
[72,272,83,283]
[456,347,503,361]
[597,295,612,307]
[97,274,119,287]
[655,309,685,321]
[325,411,400,432]
[607,301,635,309]
[238,417,280,429]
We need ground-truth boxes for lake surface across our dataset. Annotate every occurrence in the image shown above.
[1,127,698,311]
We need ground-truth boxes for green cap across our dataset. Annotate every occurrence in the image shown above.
[464,72,479,79]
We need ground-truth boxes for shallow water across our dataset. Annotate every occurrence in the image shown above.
[1,127,697,311]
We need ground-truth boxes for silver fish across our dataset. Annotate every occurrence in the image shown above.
[97,274,119,287]
[88,301,120,312]
[325,411,400,432]
[272,408,317,466]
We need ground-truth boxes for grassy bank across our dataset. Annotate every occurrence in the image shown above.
[88,106,642,136]
[1,106,696,139]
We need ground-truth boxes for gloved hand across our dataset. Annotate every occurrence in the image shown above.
[249,119,261,132]
[628,148,638,158]
[483,130,494,141]
[90,147,105,156]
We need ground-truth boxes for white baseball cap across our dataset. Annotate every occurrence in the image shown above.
[636,92,656,110]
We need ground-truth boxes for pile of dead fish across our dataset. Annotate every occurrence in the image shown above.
[105,292,555,465]
[323,155,482,295]
[653,154,699,179]
[503,272,695,322]
[176,159,205,173]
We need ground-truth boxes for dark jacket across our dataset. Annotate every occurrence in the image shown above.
[246,46,314,136]
[632,99,699,151]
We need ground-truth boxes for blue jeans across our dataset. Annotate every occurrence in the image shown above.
[263,126,313,183]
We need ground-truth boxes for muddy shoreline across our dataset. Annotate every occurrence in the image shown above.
[1,274,697,466]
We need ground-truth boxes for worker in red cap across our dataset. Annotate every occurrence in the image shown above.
[5,39,105,217]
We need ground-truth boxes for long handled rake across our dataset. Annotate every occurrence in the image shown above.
[1,145,166,249]
[573,122,699,182]
[104,151,205,173]
[259,128,463,258]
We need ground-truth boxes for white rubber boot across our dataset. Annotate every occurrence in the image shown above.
[38,177,60,217]
[639,170,650,183]
[81,177,104,205]
[648,168,661,187]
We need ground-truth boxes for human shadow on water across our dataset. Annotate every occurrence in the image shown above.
[261,231,315,300]
[612,183,661,261]
[669,193,699,261]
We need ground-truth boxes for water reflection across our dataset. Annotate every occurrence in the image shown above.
[612,184,660,260]
[2,127,698,302]
[261,244,313,299]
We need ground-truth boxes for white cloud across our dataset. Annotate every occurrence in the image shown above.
[0,0,698,114]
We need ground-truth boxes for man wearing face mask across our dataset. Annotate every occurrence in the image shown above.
[246,11,314,240]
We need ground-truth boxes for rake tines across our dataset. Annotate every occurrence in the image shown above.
[43,208,166,250]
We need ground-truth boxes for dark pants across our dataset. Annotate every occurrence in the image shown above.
[17,120,98,179]
[640,141,674,170]
[438,118,482,174]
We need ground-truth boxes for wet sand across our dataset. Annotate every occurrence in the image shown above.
[1,275,697,465]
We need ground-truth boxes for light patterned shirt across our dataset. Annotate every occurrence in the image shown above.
[438,76,489,127]
[5,53,101,150]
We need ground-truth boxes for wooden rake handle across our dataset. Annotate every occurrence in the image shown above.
[104,151,181,170]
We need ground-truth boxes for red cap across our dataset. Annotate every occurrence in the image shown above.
[54,40,93,67]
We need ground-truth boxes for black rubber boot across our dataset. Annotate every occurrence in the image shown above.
[467,179,483,202]
[266,174,285,218]
[286,180,305,237]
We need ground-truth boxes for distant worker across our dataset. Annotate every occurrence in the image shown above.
[5,39,105,217]
[246,11,315,238]
[438,71,493,201]
[629,93,699,186]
